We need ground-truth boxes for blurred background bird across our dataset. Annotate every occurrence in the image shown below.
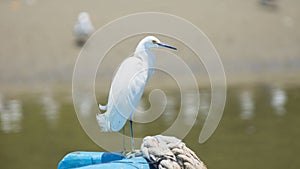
[73,12,95,46]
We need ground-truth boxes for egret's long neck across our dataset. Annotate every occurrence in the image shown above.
[134,45,156,78]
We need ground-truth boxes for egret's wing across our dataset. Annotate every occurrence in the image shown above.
[106,57,148,131]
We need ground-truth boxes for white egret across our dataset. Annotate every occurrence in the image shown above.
[97,36,176,151]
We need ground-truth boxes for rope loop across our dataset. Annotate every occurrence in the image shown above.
[141,135,207,169]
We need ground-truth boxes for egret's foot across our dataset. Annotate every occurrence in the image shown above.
[124,149,142,158]
[121,148,130,157]
[121,150,127,157]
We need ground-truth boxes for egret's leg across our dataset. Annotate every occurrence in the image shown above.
[129,120,135,151]
[122,127,126,153]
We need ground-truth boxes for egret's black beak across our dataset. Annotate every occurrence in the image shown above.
[157,43,177,50]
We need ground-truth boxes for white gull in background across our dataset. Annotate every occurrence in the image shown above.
[73,12,95,46]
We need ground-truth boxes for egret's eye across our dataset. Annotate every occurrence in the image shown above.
[152,40,157,44]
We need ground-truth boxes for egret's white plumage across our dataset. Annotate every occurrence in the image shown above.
[97,36,176,150]
[74,12,94,37]
[97,56,148,132]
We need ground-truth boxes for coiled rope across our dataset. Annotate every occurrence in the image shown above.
[140,135,207,169]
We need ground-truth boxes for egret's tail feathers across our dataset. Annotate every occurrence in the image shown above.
[99,104,107,111]
[96,113,111,132]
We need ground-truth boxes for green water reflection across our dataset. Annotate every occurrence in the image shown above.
[0,85,299,169]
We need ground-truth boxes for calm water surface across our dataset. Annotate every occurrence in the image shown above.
[0,85,299,169]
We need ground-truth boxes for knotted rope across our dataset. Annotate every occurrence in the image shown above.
[140,135,207,169]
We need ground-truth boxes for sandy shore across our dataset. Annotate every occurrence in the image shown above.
[0,0,299,88]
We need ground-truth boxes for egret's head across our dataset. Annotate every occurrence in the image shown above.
[138,36,177,51]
